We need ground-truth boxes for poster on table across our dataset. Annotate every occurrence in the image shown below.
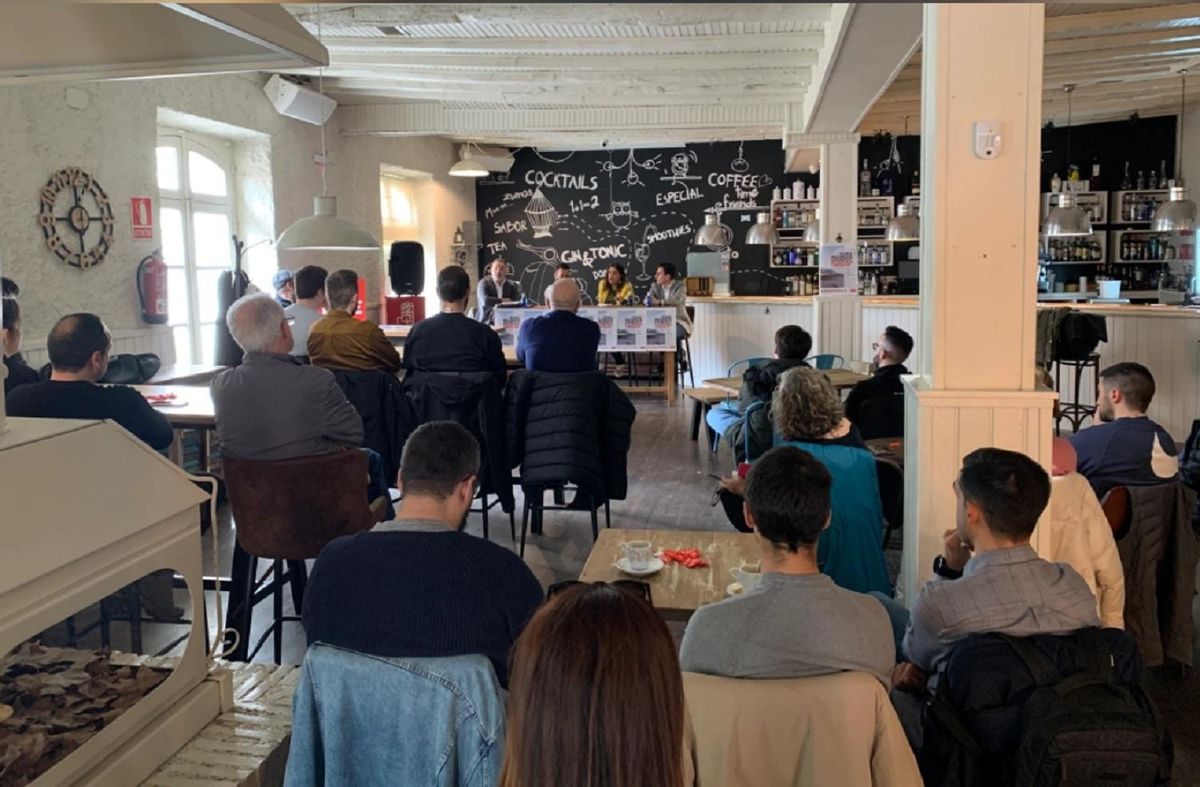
[495,307,673,352]
[818,243,857,295]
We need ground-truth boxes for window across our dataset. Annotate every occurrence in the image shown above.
[156,131,235,365]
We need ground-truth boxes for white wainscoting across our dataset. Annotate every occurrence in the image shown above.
[20,327,176,371]
[861,303,921,370]
[690,302,815,383]
[812,296,862,365]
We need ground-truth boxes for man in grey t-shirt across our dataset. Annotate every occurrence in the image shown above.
[283,265,328,357]
[679,446,895,686]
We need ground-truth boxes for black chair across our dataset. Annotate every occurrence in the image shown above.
[331,368,414,487]
[1054,352,1101,434]
[856,393,906,441]
[875,458,904,549]
[677,306,696,390]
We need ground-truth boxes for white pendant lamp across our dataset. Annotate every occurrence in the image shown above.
[803,208,821,243]
[275,6,378,251]
[885,203,919,241]
[745,212,778,245]
[450,142,490,178]
[1153,69,1196,233]
[1045,85,1092,238]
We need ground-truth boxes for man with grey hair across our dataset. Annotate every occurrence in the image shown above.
[211,292,364,462]
[515,278,600,373]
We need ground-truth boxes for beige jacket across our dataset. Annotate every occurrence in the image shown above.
[683,671,921,787]
[1036,472,1126,628]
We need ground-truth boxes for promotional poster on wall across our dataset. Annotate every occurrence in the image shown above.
[819,244,857,295]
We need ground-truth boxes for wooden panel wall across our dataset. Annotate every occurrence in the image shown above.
[690,302,814,383]
[861,304,921,370]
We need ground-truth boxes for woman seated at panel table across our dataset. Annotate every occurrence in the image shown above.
[597,263,636,306]
[719,367,892,596]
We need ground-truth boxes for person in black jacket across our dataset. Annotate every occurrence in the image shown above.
[706,325,811,463]
[2,298,39,396]
[404,265,507,391]
[7,313,173,451]
[845,325,913,426]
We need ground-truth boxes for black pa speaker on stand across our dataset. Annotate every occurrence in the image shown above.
[388,241,424,295]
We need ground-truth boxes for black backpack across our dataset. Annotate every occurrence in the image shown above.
[921,629,1171,787]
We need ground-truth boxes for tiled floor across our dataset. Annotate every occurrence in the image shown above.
[113,397,1199,783]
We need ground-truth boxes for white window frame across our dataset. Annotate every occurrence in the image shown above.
[156,129,237,364]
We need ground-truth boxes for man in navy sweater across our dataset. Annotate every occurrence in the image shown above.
[302,421,544,686]
[516,278,600,373]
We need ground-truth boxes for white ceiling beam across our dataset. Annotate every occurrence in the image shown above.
[1044,3,1200,34]
[289,3,831,29]
[320,31,825,55]
[329,84,807,107]
[323,50,818,71]
[310,67,812,88]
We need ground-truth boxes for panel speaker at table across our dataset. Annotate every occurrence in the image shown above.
[388,241,424,296]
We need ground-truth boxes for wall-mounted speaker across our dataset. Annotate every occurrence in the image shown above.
[388,241,424,295]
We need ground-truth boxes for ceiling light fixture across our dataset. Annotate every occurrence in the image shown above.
[1153,69,1196,233]
[693,212,733,250]
[450,141,490,178]
[885,203,919,241]
[276,5,379,251]
[1045,85,1092,238]
[745,212,779,245]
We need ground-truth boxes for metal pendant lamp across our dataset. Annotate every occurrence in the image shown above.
[745,212,778,245]
[276,6,379,251]
[1045,85,1092,238]
[885,203,919,241]
[803,208,821,243]
[694,212,733,249]
[1153,69,1196,233]
[450,142,490,178]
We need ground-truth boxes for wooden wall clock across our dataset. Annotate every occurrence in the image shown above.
[37,167,115,269]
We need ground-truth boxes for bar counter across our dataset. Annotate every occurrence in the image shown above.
[688,294,1200,439]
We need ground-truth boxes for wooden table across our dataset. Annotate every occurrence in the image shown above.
[702,367,868,396]
[148,363,226,386]
[132,385,216,467]
[578,528,760,621]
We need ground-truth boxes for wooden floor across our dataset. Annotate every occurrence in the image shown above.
[166,399,1198,782]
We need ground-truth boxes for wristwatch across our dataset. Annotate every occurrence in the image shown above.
[932,555,963,580]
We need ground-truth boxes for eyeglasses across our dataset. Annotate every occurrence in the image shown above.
[871,342,879,351]
[547,579,653,606]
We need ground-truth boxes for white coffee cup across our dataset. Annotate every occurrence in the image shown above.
[729,562,763,593]
[619,540,654,571]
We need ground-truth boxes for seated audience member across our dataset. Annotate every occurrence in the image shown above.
[283,265,328,357]
[888,448,1101,694]
[597,263,635,305]
[476,258,524,324]
[273,269,295,308]
[3,299,39,395]
[647,262,692,339]
[1,277,17,299]
[681,446,894,685]
[1069,362,1178,498]
[706,325,811,461]
[720,368,889,595]
[403,265,506,391]
[500,582,689,787]
[553,262,572,281]
[308,269,401,374]
[212,293,363,461]
[845,325,913,425]
[302,422,543,686]
[517,279,600,373]
[7,313,173,450]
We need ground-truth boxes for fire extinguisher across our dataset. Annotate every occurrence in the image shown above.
[137,250,168,325]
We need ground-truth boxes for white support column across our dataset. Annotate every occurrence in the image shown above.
[814,140,861,360]
[900,3,1056,602]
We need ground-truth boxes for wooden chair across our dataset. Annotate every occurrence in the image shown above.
[222,450,379,663]
[1100,485,1132,539]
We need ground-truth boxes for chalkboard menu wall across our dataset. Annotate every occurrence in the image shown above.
[476,140,787,302]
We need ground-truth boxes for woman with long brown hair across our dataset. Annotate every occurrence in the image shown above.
[499,581,690,787]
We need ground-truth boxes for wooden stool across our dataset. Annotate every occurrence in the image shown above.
[684,387,730,443]
[1054,352,1101,434]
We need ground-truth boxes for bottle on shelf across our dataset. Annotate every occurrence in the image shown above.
[1159,159,1168,188]
[859,159,872,197]
[1148,168,1158,190]
[1120,161,1132,190]
[1050,172,1062,193]
[1136,170,1146,190]
[912,170,921,196]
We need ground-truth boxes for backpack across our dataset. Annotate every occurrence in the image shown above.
[921,629,1171,787]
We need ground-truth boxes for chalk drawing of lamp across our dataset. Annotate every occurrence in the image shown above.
[525,188,558,238]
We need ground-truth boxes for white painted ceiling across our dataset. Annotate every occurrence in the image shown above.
[281,3,841,146]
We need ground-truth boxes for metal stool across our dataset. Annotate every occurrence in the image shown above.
[1054,352,1101,434]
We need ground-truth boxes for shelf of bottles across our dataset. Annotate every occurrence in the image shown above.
[1039,232,1106,265]
[857,197,894,233]
[781,272,821,296]
[902,195,920,217]
[1111,190,1169,225]
[771,199,818,234]
[858,241,892,267]
[1109,230,1181,263]
[770,245,819,268]
[855,270,892,296]
[1040,191,1107,225]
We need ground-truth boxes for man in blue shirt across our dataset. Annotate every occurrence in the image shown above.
[516,279,600,373]
[1069,361,1178,499]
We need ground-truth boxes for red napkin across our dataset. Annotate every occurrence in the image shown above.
[144,392,176,403]
[659,548,709,568]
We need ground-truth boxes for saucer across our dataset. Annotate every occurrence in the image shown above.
[614,557,664,577]
[726,582,744,597]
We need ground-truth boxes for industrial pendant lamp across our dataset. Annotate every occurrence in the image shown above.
[803,208,821,243]
[885,203,919,241]
[276,6,379,251]
[693,212,733,250]
[1153,69,1197,233]
[450,142,490,178]
[745,212,778,245]
[1045,85,1093,238]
